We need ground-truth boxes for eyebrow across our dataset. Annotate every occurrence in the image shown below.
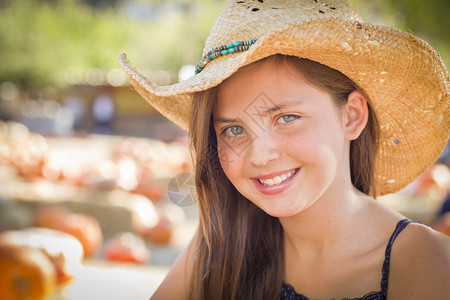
[214,100,304,125]
[264,103,297,114]
[214,117,238,125]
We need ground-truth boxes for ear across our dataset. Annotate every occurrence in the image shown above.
[343,90,369,141]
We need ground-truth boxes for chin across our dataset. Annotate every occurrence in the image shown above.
[264,209,303,219]
[257,201,307,218]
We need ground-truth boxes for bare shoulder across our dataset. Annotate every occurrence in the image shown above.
[388,221,450,299]
[150,235,197,300]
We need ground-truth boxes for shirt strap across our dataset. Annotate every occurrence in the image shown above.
[379,218,424,297]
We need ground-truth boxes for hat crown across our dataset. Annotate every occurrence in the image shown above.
[203,0,362,55]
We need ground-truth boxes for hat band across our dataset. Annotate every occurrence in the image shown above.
[195,39,258,74]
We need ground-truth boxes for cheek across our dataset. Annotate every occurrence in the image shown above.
[284,129,340,170]
[217,139,241,179]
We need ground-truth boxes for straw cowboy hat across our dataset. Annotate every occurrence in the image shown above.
[118,0,449,195]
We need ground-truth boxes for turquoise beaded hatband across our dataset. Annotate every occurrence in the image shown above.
[195,39,257,74]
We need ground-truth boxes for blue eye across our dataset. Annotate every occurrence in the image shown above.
[223,125,244,137]
[277,114,299,124]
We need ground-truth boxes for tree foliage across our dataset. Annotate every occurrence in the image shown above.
[351,0,450,65]
[0,0,130,87]
[0,0,447,88]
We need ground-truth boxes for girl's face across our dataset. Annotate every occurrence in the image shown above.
[213,61,354,217]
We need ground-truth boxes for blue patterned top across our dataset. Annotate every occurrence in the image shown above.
[280,219,416,300]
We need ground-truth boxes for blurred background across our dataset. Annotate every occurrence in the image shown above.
[0,0,449,299]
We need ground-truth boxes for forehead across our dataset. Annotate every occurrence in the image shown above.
[213,59,331,116]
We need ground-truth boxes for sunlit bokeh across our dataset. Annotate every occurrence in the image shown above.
[0,0,448,299]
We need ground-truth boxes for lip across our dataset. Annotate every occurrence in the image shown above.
[251,168,300,195]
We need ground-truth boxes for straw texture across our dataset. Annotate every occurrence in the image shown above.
[118,0,449,195]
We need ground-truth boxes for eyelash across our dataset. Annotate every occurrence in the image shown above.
[276,114,300,124]
[221,114,300,137]
[222,125,243,137]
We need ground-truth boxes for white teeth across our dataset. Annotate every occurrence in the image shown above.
[258,169,297,186]
[273,176,282,184]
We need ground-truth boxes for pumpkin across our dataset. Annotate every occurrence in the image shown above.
[58,213,103,258]
[34,205,71,230]
[139,202,185,245]
[0,243,56,300]
[132,179,166,202]
[141,216,174,245]
[0,228,84,285]
[103,232,150,264]
[108,192,160,234]
[40,157,62,182]
[131,167,166,202]
[12,148,44,180]
[34,206,103,258]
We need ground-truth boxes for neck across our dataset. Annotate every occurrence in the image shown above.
[279,185,371,258]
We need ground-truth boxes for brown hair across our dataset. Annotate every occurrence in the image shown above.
[188,55,379,299]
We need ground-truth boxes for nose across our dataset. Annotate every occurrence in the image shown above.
[248,134,280,167]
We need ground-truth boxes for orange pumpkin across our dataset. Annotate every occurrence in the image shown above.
[0,243,56,300]
[34,206,103,258]
[141,216,174,245]
[58,213,103,258]
[0,228,84,285]
[103,232,150,264]
[132,180,166,202]
[34,205,71,230]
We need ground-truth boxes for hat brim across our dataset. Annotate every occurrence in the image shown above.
[119,18,449,195]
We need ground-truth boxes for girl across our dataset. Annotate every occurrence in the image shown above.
[119,1,449,299]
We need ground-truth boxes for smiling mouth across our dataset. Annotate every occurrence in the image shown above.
[258,168,299,186]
